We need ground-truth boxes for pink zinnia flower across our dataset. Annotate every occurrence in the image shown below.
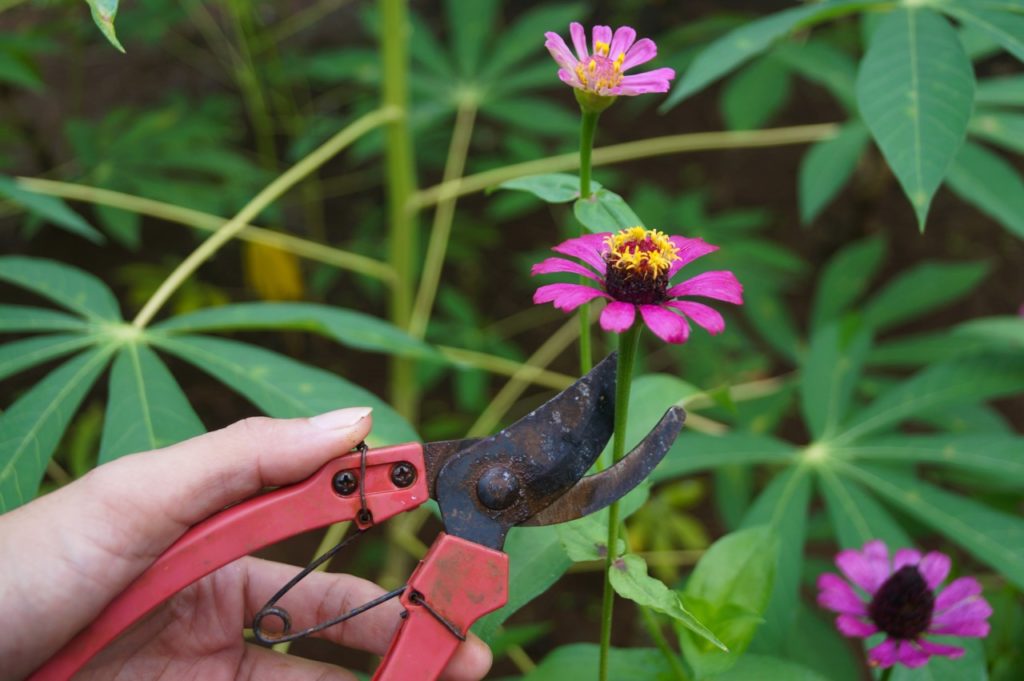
[531,227,743,344]
[544,23,675,96]
[817,540,992,669]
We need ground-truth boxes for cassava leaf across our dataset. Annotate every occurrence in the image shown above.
[653,432,797,484]
[942,3,1024,64]
[969,110,1024,154]
[0,256,121,322]
[0,305,90,334]
[0,176,104,244]
[720,56,791,130]
[833,434,1024,484]
[810,234,886,331]
[947,140,1024,239]
[798,122,869,224]
[863,260,990,332]
[800,320,872,441]
[818,465,912,549]
[0,334,97,382]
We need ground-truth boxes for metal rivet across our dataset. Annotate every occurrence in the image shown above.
[476,466,520,510]
[391,462,416,488]
[333,470,358,496]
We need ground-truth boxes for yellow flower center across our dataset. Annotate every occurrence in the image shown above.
[605,227,679,278]
[574,43,627,93]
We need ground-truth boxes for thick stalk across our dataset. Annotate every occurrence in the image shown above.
[408,101,478,339]
[131,107,398,328]
[577,110,600,375]
[598,322,642,681]
[412,123,839,209]
[380,0,419,422]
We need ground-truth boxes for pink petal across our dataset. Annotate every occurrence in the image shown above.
[918,551,951,589]
[558,68,582,89]
[930,597,993,636]
[609,26,637,60]
[569,22,588,60]
[551,233,610,274]
[896,640,931,668]
[532,256,601,281]
[868,639,898,668]
[600,301,636,333]
[533,283,608,312]
[622,37,657,70]
[892,548,921,572]
[592,25,612,53]
[619,68,676,94]
[816,574,867,615]
[545,32,579,71]
[667,236,718,277]
[836,540,890,595]
[935,577,983,613]
[918,640,965,660]
[667,271,744,305]
[666,301,725,335]
[836,614,877,637]
[639,304,689,344]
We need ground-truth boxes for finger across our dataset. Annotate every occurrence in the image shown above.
[240,644,357,681]
[241,557,493,681]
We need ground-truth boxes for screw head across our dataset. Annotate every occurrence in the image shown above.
[391,462,416,488]
[476,466,520,510]
[333,470,358,496]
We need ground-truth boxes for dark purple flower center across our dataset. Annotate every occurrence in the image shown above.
[604,253,669,304]
[868,565,935,640]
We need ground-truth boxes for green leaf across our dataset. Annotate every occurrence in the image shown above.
[818,465,912,549]
[947,140,1024,239]
[445,0,496,76]
[152,335,417,446]
[408,10,455,80]
[574,189,645,232]
[557,514,626,562]
[610,553,726,650]
[711,654,831,681]
[975,74,1024,106]
[863,260,990,333]
[842,463,1024,590]
[744,285,802,363]
[800,320,872,441]
[99,343,204,463]
[663,0,882,110]
[472,525,571,642]
[86,0,125,53]
[956,315,1024,345]
[741,467,813,651]
[0,346,114,512]
[891,638,988,681]
[942,3,1024,64]
[480,98,579,136]
[653,432,797,483]
[0,256,121,322]
[773,40,858,111]
[0,334,97,382]
[720,57,791,130]
[836,353,1024,444]
[497,173,600,204]
[0,305,89,333]
[969,110,1024,154]
[798,122,869,224]
[523,644,671,681]
[153,303,439,361]
[782,604,862,681]
[679,526,778,678]
[0,176,104,244]
[479,3,584,78]
[810,234,886,331]
[856,8,975,229]
[833,434,1024,484]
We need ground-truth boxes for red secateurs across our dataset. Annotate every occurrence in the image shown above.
[30,352,685,681]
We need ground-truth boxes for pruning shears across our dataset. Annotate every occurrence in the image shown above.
[31,353,685,681]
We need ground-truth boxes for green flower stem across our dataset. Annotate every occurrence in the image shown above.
[131,107,399,329]
[408,100,479,340]
[598,322,642,681]
[411,122,839,209]
[640,606,690,681]
[577,109,600,375]
[380,0,419,423]
[14,177,396,283]
[879,668,893,681]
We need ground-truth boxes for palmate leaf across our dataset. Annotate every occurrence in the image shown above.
[654,432,797,483]
[99,343,205,464]
[720,56,791,130]
[809,234,886,332]
[0,256,121,322]
[444,0,498,77]
[947,140,1024,239]
[0,176,104,244]
[841,463,1024,590]
[153,302,439,361]
[834,434,1024,484]
[818,465,912,549]
[856,7,975,229]
[0,334,98,382]
[797,122,870,224]
[151,335,417,446]
[969,110,1024,154]
[0,346,115,513]
[942,3,1024,63]
[862,260,989,333]
[0,305,89,333]
[773,40,858,112]
[975,73,1024,105]
[800,320,872,441]
[478,3,583,80]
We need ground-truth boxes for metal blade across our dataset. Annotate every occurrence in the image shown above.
[422,438,480,497]
[521,406,685,527]
[434,352,618,549]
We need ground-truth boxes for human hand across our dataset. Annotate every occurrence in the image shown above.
[0,408,492,681]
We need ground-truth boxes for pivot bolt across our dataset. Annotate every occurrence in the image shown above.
[333,470,358,496]
[391,462,416,488]
[477,466,520,510]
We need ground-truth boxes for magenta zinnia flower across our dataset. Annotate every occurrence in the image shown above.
[544,23,675,96]
[531,227,743,344]
[817,540,992,669]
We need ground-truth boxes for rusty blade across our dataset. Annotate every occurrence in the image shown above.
[521,406,686,527]
[422,438,480,497]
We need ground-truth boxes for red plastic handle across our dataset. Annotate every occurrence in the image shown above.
[373,533,509,681]
[29,442,428,681]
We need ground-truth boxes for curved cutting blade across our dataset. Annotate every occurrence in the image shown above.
[434,352,618,549]
[521,406,685,527]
